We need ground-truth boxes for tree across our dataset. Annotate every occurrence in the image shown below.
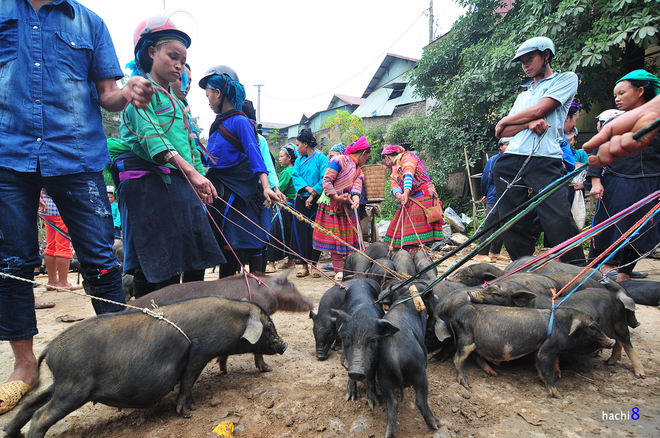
[321,110,367,145]
[102,108,121,138]
[409,0,660,183]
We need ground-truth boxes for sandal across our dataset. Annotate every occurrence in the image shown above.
[334,272,343,281]
[0,380,31,415]
[276,262,294,270]
[311,270,322,279]
[265,265,277,273]
[296,270,309,278]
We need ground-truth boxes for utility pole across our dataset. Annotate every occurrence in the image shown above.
[254,84,264,124]
[429,1,434,44]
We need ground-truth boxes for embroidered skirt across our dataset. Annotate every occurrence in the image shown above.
[384,191,444,248]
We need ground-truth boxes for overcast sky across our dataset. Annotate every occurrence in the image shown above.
[80,0,465,130]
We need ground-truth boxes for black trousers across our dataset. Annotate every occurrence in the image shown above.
[493,154,585,265]
[477,203,504,256]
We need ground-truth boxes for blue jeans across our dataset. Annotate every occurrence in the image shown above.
[0,169,125,341]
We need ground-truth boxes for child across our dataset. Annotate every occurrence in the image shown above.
[116,14,224,297]
[106,186,121,241]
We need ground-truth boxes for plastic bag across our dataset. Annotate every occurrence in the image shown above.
[571,189,586,230]
[443,207,465,232]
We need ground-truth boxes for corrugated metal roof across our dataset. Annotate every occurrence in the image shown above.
[353,84,422,118]
[328,94,365,109]
[361,53,419,98]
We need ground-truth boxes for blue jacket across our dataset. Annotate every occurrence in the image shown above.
[481,152,502,205]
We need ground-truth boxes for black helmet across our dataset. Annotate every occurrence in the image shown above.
[198,65,239,89]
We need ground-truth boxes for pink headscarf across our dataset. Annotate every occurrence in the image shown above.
[381,144,404,156]
[345,136,370,155]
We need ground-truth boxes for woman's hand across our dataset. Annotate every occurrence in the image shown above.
[305,195,315,209]
[263,187,279,204]
[332,193,350,203]
[273,187,286,203]
[590,178,604,201]
[399,189,411,206]
[189,172,217,204]
[350,195,360,210]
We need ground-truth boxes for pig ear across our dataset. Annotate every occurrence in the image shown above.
[242,314,264,344]
[568,318,582,336]
[275,272,289,285]
[512,291,537,307]
[482,272,499,282]
[330,309,349,325]
[435,318,451,342]
[378,319,399,338]
[309,311,317,320]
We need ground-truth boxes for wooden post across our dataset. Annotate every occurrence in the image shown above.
[464,148,477,232]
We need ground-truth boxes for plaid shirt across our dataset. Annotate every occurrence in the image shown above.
[41,195,60,216]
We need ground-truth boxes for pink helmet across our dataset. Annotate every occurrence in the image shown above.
[133,12,191,55]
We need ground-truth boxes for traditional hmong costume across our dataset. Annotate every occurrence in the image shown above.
[116,77,225,285]
[291,147,328,264]
[384,151,444,248]
[313,154,364,254]
[587,70,660,275]
[205,112,271,262]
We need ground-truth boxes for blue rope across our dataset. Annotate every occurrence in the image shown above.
[547,203,660,337]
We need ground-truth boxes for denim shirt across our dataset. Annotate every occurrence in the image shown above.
[0,0,123,176]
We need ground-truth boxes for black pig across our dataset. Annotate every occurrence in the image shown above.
[413,250,437,281]
[378,294,441,437]
[619,280,660,306]
[391,249,416,278]
[366,257,396,285]
[527,288,644,377]
[331,280,392,408]
[4,297,286,438]
[309,278,369,360]
[451,305,615,397]
[132,272,310,373]
[343,242,390,279]
[450,262,504,286]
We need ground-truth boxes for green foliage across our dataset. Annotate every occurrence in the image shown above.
[365,124,387,164]
[384,116,424,145]
[410,0,660,186]
[321,110,366,145]
[265,129,287,150]
[102,108,121,138]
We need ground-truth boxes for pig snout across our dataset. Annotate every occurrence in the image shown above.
[348,365,366,381]
[316,349,329,361]
[277,341,288,354]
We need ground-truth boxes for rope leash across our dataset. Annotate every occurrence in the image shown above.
[494,188,660,282]
[0,271,191,343]
[276,201,408,281]
[379,164,591,304]
[547,201,660,337]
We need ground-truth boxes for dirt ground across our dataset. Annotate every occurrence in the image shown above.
[1,253,659,438]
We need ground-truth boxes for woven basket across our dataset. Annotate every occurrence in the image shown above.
[362,164,387,202]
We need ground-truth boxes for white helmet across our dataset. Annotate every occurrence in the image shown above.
[512,37,555,62]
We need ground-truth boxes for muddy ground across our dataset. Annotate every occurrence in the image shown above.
[1,253,659,438]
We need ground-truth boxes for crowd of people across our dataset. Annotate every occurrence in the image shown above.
[1,0,658,417]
